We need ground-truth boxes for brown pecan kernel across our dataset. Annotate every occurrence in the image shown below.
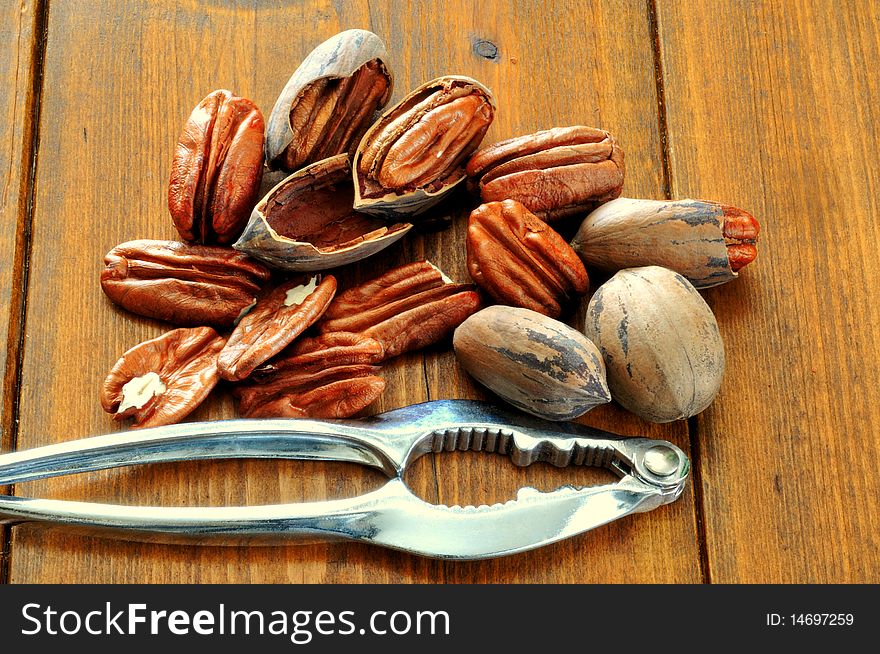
[100,239,271,328]
[169,89,265,244]
[356,77,494,199]
[316,261,481,360]
[217,275,337,381]
[236,332,385,419]
[281,60,391,171]
[722,205,760,272]
[466,126,625,221]
[101,327,226,429]
[467,200,589,318]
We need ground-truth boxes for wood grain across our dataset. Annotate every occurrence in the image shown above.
[0,0,39,581]
[7,0,701,583]
[656,0,880,582]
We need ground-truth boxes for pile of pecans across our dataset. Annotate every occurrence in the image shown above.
[99,29,759,430]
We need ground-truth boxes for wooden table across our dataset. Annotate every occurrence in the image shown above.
[1,0,878,584]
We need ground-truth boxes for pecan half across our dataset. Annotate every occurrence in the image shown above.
[265,30,393,172]
[317,261,481,359]
[354,76,495,217]
[100,326,226,429]
[217,275,337,381]
[467,200,589,317]
[100,239,272,327]
[236,332,385,419]
[722,205,760,272]
[466,126,625,221]
[169,89,265,244]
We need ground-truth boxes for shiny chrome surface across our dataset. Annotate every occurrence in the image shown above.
[0,400,689,559]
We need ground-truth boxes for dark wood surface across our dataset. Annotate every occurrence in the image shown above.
[0,0,876,583]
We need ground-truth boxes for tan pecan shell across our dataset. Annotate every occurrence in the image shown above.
[317,261,481,360]
[467,200,589,317]
[168,89,265,244]
[100,326,226,429]
[236,332,385,419]
[217,275,337,381]
[100,239,271,328]
[466,126,625,221]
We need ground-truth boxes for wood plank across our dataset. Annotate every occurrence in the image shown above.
[0,0,40,583]
[656,0,880,582]
[9,0,700,583]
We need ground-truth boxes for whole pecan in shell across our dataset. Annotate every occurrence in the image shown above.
[169,89,265,244]
[317,261,481,360]
[265,30,393,172]
[101,326,226,429]
[217,275,337,381]
[571,198,760,288]
[100,239,271,328]
[466,126,625,221]
[353,76,495,218]
[236,332,385,419]
[467,200,589,317]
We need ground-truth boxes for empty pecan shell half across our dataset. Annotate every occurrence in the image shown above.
[467,200,589,317]
[168,89,265,244]
[317,261,481,360]
[571,198,760,288]
[236,332,385,419]
[234,154,412,271]
[100,239,271,328]
[353,75,496,218]
[265,29,393,172]
[101,326,226,429]
[466,125,625,221]
[217,275,337,381]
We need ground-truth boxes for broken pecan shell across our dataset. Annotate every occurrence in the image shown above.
[100,326,226,429]
[466,126,625,221]
[317,261,481,360]
[234,154,412,271]
[353,76,496,218]
[100,239,272,328]
[168,89,265,244]
[217,275,337,381]
[571,198,760,288]
[467,199,589,317]
[265,29,393,172]
[236,332,385,419]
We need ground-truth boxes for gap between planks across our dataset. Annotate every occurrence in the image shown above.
[647,0,711,584]
[1,0,51,586]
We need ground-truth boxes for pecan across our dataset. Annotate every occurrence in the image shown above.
[353,76,495,217]
[317,261,481,360]
[100,239,271,327]
[217,275,337,381]
[236,332,385,419]
[265,30,393,172]
[100,326,226,429]
[721,205,760,272]
[168,89,265,244]
[466,126,625,221]
[467,200,589,318]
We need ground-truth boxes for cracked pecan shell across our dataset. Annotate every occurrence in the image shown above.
[467,200,589,317]
[236,332,385,419]
[168,89,265,244]
[234,154,412,271]
[101,326,226,429]
[217,275,337,381]
[317,261,481,360]
[466,125,625,221]
[100,239,271,328]
[265,29,393,172]
[571,198,760,288]
[353,76,496,218]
